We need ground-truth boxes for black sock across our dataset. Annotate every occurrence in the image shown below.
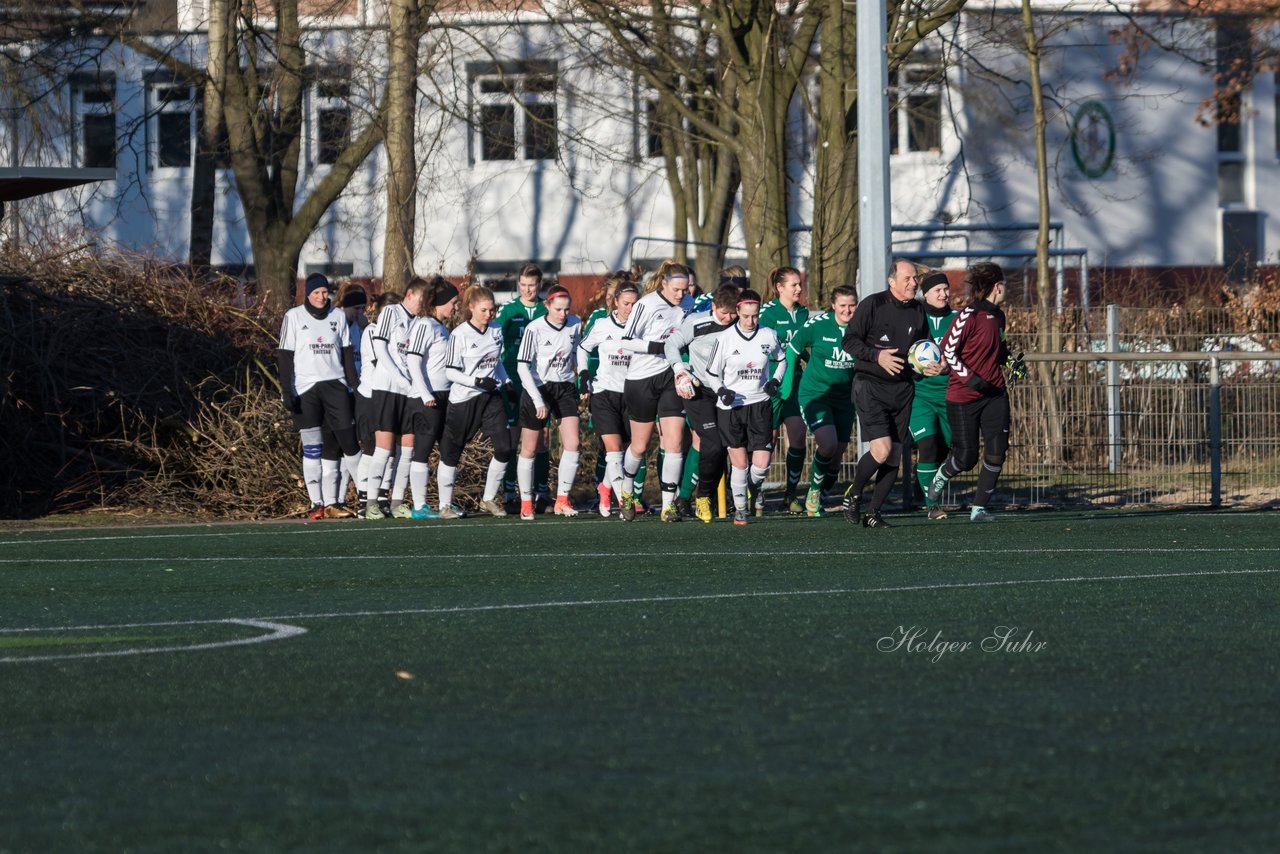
[850,452,880,497]
[974,461,1002,507]
[868,462,898,513]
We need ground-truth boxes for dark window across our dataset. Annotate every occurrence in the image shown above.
[81,85,113,105]
[82,114,116,168]
[907,93,941,152]
[1218,160,1245,204]
[318,108,350,165]
[157,85,191,104]
[158,112,191,167]
[644,99,662,158]
[481,104,516,160]
[525,102,558,160]
[317,81,349,100]
[479,77,508,95]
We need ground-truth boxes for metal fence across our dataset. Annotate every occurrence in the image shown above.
[766,304,1280,510]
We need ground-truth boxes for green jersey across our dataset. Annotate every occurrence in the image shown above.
[784,311,855,400]
[496,298,545,377]
[582,306,609,376]
[760,299,809,347]
[914,305,958,405]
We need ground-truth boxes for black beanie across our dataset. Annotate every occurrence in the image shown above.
[304,273,330,298]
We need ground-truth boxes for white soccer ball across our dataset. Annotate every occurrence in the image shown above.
[908,339,942,373]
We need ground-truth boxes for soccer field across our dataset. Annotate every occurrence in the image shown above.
[1,510,1277,851]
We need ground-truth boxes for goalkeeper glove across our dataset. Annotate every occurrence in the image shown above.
[1007,352,1028,383]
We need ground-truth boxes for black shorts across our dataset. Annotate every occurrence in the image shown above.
[439,392,512,466]
[683,386,719,439]
[519,381,580,430]
[293,379,355,432]
[718,400,774,453]
[410,392,450,446]
[854,376,915,443]
[590,389,630,439]
[947,394,1011,460]
[354,393,376,454]
[624,370,684,423]
[369,389,415,434]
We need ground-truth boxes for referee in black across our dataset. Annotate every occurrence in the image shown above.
[840,257,941,527]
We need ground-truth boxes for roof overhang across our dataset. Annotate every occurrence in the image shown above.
[0,167,115,202]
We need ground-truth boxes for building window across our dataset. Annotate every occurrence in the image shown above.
[313,77,351,166]
[72,75,116,169]
[144,78,196,170]
[471,65,558,162]
[1216,17,1251,206]
[888,57,943,155]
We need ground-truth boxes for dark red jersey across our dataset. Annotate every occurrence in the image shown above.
[943,299,1009,404]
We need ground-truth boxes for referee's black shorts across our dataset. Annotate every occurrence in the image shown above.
[293,379,355,432]
[439,392,512,466]
[853,376,914,443]
[717,400,774,453]
[624,370,684,423]
[519,381,580,429]
[590,389,630,439]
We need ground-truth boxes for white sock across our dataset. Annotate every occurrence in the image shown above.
[341,453,360,504]
[437,462,456,509]
[356,453,369,501]
[605,451,624,500]
[484,457,507,501]
[661,451,684,510]
[366,447,392,510]
[749,463,769,497]
[321,459,339,506]
[517,456,535,501]
[621,447,642,496]
[390,446,411,508]
[557,450,580,498]
[731,465,749,513]
[380,448,396,492]
[410,461,430,509]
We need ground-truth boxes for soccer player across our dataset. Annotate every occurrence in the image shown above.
[515,285,585,520]
[496,264,549,509]
[363,277,429,519]
[579,278,640,516]
[320,282,371,510]
[277,273,362,519]
[782,285,858,517]
[760,266,810,514]
[436,286,515,519]
[706,290,787,525]
[666,284,739,523]
[404,276,460,519]
[928,262,1018,523]
[840,257,942,528]
[353,293,399,516]
[910,272,959,520]
[616,259,691,522]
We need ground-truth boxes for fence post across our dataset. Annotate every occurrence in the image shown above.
[1209,356,1222,509]
[1107,305,1121,473]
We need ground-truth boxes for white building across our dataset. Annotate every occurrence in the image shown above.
[0,1,1271,301]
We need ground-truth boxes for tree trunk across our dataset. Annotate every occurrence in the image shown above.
[1021,0,1065,463]
[382,0,420,294]
[188,0,230,273]
[255,233,300,315]
[810,0,859,305]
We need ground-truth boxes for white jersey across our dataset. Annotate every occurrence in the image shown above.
[356,323,376,399]
[578,312,632,394]
[407,316,451,398]
[707,325,786,409]
[621,290,687,380]
[278,304,352,395]
[445,320,506,405]
[369,303,416,395]
[517,315,584,408]
[665,309,731,387]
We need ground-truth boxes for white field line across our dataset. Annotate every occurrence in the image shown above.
[0,619,307,664]
[3,546,1280,567]
[0,510,1233,548]
[1,567,1275,642]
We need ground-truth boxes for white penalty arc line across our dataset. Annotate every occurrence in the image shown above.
[3,546,1280,566]
[0,619,307,664]
[1,567,1275,642]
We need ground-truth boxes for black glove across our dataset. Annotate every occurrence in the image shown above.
[717,386,736,407]
[474,376,499,392]
[1007,352,1028,382]
[965,374,996,394]
[283,390,301,413]
[647,341,667,356]
[578,370,592,393]
[763,378,781,396]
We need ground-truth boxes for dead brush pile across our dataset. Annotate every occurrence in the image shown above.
[0,248,494,519]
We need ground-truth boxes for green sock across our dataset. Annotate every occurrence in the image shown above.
[785,448,806,496]
[679,448,700,500]
[810,452,832,493]
[634,454,648,498]
[917,461,940,507]
[535,450,550,496]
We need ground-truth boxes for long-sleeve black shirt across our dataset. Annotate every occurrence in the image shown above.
[840,290,928,384]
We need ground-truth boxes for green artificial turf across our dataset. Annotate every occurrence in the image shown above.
[1,509,1277,852]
